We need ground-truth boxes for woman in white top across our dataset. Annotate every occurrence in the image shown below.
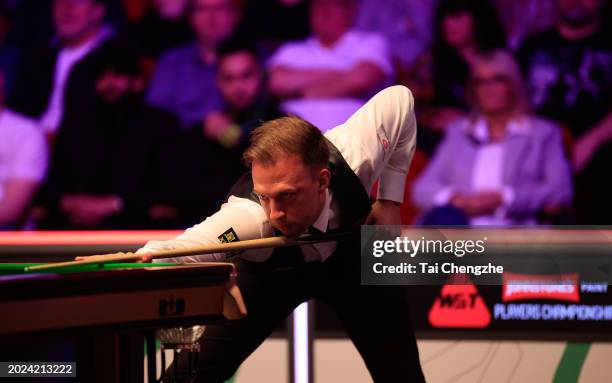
[412,49,572,225]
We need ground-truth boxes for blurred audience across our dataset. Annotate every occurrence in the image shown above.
[0,70,47,229]
[172,38,279,224]
[356,0,436,71]
[37,45,183,229]
[145,0,242,130]
[8,0,54,52]
[1,0,610,229]
[204,38,280,148]
[413,50,572,225]
[406,0,506,141]
[8,0,114,137]
[268,0,392,132]
[494,0,557,50]
[242,0,309,55]
[518,0,612,224]
[124,0,193,78]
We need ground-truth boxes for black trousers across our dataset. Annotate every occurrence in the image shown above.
[186,239,426,382]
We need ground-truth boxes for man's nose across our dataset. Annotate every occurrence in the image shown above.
[269,200,286,220]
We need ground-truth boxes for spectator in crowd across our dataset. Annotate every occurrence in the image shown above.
[38,45,183,229]
[0,70,48,229]
[268,0,392,132]
[412,50,572,226]
[172,39,281,224]
[242,0,309,55]
[124,0,193,79]
[406,0,506,139]
[494,0,557,50]
[204,39,280,149]
[517,0,612,223]
[8,0,114,137]
[356,0,437,71]
[145,0,242,130]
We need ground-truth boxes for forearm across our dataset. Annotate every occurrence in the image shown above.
[137,196,272,262]
[270,62,386,99]
[0,180,39,226]
[582,111,612,145]
[269,67,340,98]
[302,63,386,98]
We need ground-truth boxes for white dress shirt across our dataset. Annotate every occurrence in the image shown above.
[432,117,525,225]
[138,85,416,263]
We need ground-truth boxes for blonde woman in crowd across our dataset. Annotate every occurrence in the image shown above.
[413,50,572,225]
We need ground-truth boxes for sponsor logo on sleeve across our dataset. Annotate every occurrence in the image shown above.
[218,227,240,244]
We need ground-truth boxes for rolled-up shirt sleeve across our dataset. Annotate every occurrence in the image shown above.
[136,196,274,263]
[324,85,417,202]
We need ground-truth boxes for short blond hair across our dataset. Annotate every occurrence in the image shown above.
[243,116,329,169]
[466,49,531,115]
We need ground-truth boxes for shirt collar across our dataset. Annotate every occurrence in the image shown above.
[471,115,531,143]
[311,188,332,233]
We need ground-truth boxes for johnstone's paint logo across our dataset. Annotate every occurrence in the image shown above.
[502,273,580,302]
[428,283,491,328]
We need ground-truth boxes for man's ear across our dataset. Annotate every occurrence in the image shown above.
[318,168,331,190]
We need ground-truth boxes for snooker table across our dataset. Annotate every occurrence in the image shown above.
[0,261,247,382]
[0,262,246,335]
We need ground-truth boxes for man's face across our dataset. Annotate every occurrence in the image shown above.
[153,0,189,20]
[310,0,356,44]
[190,0,239,45]
[557,0,601,27]
[218,51,262,111]
[95,70,135,103]
[252,155,330,238]
[472,63,513,115]
[53,0,104,43]
[442,11,475,48]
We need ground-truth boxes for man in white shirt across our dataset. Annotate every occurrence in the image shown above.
[8,0,112,136]
[120,86,424,382]
[268,0,393,132]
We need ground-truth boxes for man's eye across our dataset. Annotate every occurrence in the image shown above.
[281,192,294,200]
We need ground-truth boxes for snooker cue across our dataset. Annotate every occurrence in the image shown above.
[24,230,356,272]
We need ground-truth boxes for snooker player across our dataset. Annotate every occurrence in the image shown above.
[133,85,425,381]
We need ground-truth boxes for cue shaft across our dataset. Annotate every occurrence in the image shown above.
[25,232,352,271]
